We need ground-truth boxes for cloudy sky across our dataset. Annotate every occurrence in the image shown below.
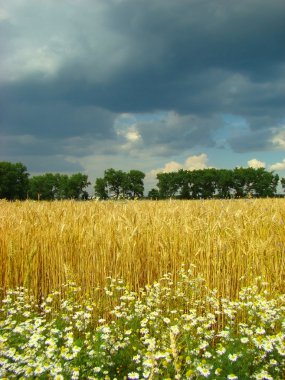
[1,0,285,192]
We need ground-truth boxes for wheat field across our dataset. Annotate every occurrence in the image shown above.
[0,198,284,301]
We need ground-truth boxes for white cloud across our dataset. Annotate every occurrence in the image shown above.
[247,158,266,169]
[144,153,211,191]
[269,159,285,171]
[184,153,209,170]
[147,153,210,179]
[0,7,9,21]
[162,161,182,172]
[116,125,142,153]
[125,130,141,143]
[271,127,285,149]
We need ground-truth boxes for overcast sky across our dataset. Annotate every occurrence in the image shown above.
[1,0,285,192]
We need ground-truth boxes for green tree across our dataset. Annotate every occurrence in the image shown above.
[231,168,248,197]
[104,168,129,199]
[148,188,160,200]
[189,170,204,199]
[29,173,90,200]
[201,168,218,198]
[128,170,145,198]
[28,173,58,200]
[156,172,180,199]
[215,169,233,198]
[251,168,279,197]
[281,178,285,192]
[66,173,90,199]
[94,177,109,199]
[0,162,29,200]
[189,169,217,199]
[94,169,146,199]
[153,167,280,200]
[230,167,278,198]
[54,174,69,200]
[177,170,191,199]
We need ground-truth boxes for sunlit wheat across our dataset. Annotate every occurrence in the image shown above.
[0,198,285,301]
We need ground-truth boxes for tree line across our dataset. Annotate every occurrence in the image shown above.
[151,167,280,199]
[0,162,145,200]
[0,162,90,200]
[0,161,284,200]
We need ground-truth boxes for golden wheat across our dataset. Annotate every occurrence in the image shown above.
[0,199,284,301]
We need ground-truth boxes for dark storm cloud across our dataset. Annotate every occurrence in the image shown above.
[94,0,285,114]
[22,155,84,174]
[1,91,116,139]
[134,113,221,156]
[1,0,285,163]
[229,129,275,153]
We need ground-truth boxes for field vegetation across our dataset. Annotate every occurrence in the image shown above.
[1,198,285,299]
[0,199,285,379]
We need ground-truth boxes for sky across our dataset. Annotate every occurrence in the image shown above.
[1,0,285,193]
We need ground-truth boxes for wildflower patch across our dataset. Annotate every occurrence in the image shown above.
[0,269,285,379]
